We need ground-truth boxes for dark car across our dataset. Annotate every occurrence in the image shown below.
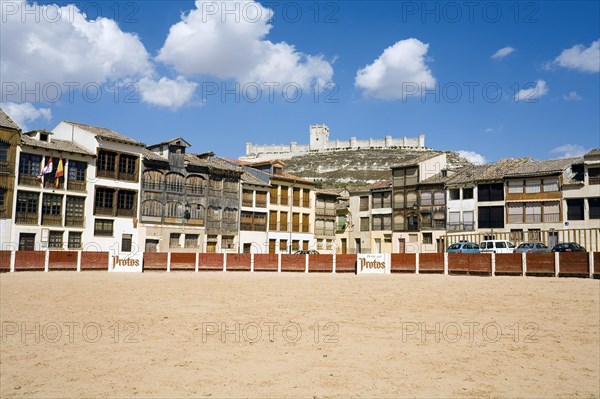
[294,250,320,255]
[551,242,586,252]
[515,242,550,253]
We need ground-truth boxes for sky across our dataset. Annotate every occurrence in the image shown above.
[1,0,599,164]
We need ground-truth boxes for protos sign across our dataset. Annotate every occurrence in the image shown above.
[111,254,142,273]
[357,254,391,274]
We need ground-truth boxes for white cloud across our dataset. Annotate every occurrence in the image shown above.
[514,80,548,102]
[156,0,333,89]
[355,38,436,100]
[457,150,486,165]
[552,39,600,73]
[550,144,589,158]
[0,1,152,88]
[491,46,515,60]
[0,102,52,131]
[138,77,198,109]
[563,91,583,101]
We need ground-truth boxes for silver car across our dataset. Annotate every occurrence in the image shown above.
[514,242,550,253]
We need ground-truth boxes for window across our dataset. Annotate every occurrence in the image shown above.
[42,194,62,226]
[0,141,7,161]
[292,240,300,251]
[280,186,289,205]
[406,191,417,208]
[279,239,287,252]
[143,170,164,191]
[302,213,310,233]
[510,229,524,241]
[394,212,404,231]
[166,202,185,218]
[18,153,41,185]
[270,185,278,205]
[525,180,541,194]
[292,212,300,232]
[589,198,600,219]
[359,196,369,211]
[392,168,405,186]
[209,176,223,190]
[279,211,288,231]
[528,229,541,241]
[0,189,4,209]
[420,192,432,206]
[122,234,132,252]
[223,207,237,221]
[48,231,63,248]
[94,219,113,236]
[95,187,115,213]
[117,191,136,216]
[393,191,404,208]
[97,150,117,175]
[269,210,278,230]
[142,200,163,217]
[372,191,391,208]
[68,232,82,249]
[256,191,267,207]
[525,202,542,223]
[185,234,199,248]
[462,188,473,199]
[360,217,370,231]
[449,189,460,200]
[405,167,418,185]
[543,201,560,222]
[165,173,184,192]
[463,211,474,230]
[302,189,310,207]
[478,183,503,202]
[433,191,445,205]
[185,175,205,195]
[189,203,205,222]
[67,160,87,190]
[588,168,600,185]
[16,192,38,213]
[508,180,523,194]
[448,211,460,230]
[566,199,584,221]
[372,214,392,231]
[293,188,301,206]
[224,179,237,192]
[478,206,504,229]
[118,154,137,180]
[507,203,523,223]
[170,233,181,248]
[242,189,253,207]
[422,233,432,244]
[543,179,559,192]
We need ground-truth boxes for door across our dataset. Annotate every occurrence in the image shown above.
[341,239,347,254]
[374,238,382,254]
[145,239,159,253]
[548,231,558,248]
[269,239,276,254]
[243,243,252,254]
[19,234,35,251]
[398,238,405,253]
[355,238,361,254]
[206,242,217,253]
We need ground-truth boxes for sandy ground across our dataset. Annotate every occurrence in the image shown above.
[0,272,598,399]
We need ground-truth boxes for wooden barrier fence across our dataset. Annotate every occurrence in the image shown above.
[0,250,598,279]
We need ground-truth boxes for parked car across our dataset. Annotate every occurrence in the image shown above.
[294,250,320,255]
[446,242,480,254]
[551,242,586,252]
[514,242,550,253]
[479,240,516,254]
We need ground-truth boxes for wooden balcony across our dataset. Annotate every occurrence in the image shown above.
[116,208,135,217]
[94,206,114,216]
[96,169,116,179]
[41,214,63,226]
[118,172,137,182]
[255,200,267,208]
[16,213,38,225]
[67,180,86,192]
[65,216,85,227]
[18,174,40,187]
[447,222,475,232]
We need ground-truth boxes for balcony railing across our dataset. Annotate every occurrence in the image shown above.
[302,199,310,208]
[116,208,135,217]
[18,174,40,186]
[315,229,335,236]
[447,222,475,231]
[221,222,238,232]
[67,180,86,192]
[94,229,113,237]
[302,225,309,233]
[41,214,62,226]
[96,169,116,179]
[0,162,12,175]
[433,219,446,229]
[16,213,38,225]
[94,206,114,216]
[316,208,336,216]
[242,198,253,207]
[269,223,278,231]
[589,177,600,185]
[525,214,542,223]
[118,172,137,182]
[240,223,267,231]
[143,180,163,191]
[65,216,85,227]
[255,200,267,208]
[543,213,560,223]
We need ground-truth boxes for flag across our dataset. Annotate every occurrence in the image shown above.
[55,157,64,188]
[39,157,53,177]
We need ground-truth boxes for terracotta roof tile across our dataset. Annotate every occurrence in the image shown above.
[20,134,95,156]
[64,121,145,146]
[0,108,21,131]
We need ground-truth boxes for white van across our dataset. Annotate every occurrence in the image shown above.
[479,240,516,254]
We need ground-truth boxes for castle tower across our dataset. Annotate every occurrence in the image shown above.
[310,124,330,151]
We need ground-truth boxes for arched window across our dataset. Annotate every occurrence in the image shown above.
[224,178,238,192]
[165,173,185,193]
[433,191,445,205]
[189,203,205,221]
[420,192,432,206]
[141,200,163,217]
[223,207,237,220]
[143,170,163,191]
[186,175,205,195]
[208,206,221,220]
[165,201,184,218]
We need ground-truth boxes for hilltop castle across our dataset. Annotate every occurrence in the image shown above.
[240,125,427,161]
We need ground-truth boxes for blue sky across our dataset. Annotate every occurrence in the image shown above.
[1,0,599,163]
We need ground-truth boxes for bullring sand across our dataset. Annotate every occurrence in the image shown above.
[1,272,599,398]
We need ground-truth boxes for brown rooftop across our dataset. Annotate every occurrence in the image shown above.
[64,121,145,147]
[0,108,21,131]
